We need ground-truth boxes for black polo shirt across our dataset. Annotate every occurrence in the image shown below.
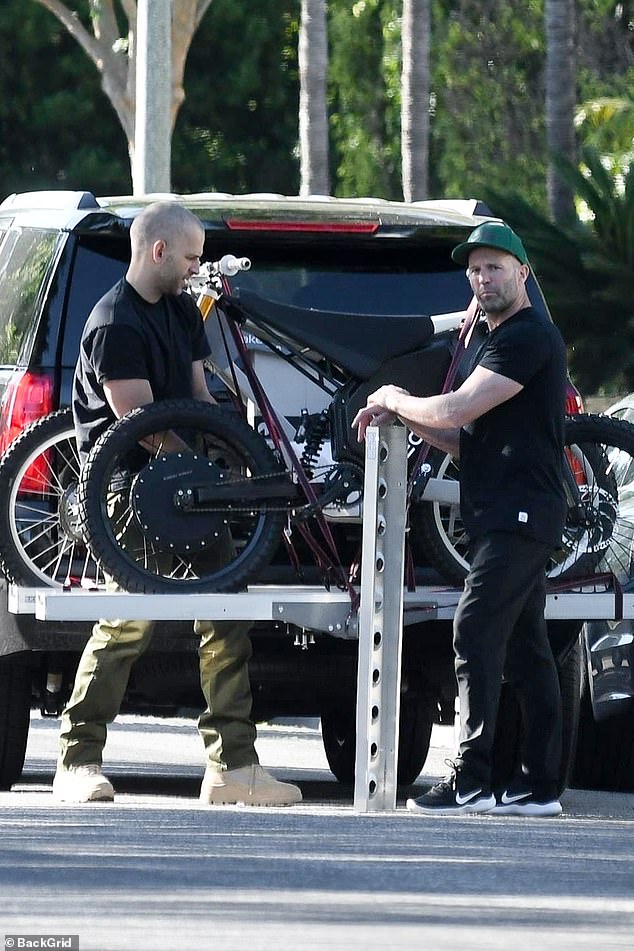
[73,278,211,461]
[458,307,567,548]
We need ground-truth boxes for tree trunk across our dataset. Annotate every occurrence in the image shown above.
[401,0,430,202]
[299,0,330,196]
[33,0,213,184]
[545,0,577,223]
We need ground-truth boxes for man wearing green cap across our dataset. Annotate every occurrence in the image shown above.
[353,220,567,818]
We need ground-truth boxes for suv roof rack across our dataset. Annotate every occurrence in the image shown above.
[0,191,101,211]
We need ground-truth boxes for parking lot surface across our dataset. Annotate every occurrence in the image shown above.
[1,714,633,950]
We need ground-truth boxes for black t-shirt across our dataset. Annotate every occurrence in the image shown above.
[458,306,568,548]
[73,279,211,461]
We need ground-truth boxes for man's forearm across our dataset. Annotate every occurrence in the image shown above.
[407,423,460,457]
[382,391,461,456]
[384,390,462,430]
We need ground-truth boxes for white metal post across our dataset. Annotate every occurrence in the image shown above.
[353,424,408,812]
[133,0,172,195]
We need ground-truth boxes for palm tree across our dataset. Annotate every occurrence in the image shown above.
[575,96,634,176]
[299,0,330,196]
[545,0,577,223]
[401,0,430,201]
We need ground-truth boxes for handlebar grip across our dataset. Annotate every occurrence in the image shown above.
[216,254,251,276]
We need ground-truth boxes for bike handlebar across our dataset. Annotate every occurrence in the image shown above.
[214,254,251,276]
[190,255,251,296]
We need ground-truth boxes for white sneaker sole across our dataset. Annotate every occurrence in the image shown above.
[491,801,562,817]
[405,794,496,815]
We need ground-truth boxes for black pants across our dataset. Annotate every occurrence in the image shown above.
[453,531,562,798]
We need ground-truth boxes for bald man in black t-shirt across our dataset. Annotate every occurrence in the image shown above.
[54,202,301,808]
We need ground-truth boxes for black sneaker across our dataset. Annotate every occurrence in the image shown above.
[492,782,562,817]
[406,761,495,816]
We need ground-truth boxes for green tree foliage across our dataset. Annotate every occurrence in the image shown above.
[573,3,634,176]
[0,0,298,198]
[576,94,634,173]
[4,1,634,395]
[172,0,300,193]
[0,0,129,195]
[430,0,547,205]
[4,0,634,205]
[329,0,401,198]
[485,148,634,394]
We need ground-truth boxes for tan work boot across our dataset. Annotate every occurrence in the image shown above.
[200,763,302,806]
[52,764,115,802]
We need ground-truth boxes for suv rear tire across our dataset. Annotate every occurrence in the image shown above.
[571,642,634,792]
[321,691,435,786]
[0,659,31,789]
[491,634,582,796]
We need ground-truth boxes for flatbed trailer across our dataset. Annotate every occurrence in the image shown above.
[9,426,633,811]
[8,580,631,628]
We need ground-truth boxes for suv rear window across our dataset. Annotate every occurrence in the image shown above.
[208,240,548,318]
[232,262,468,316]
[0,228,58,366]
[212,241,472,316]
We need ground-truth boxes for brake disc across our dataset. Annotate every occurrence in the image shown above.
[59,482,84,543]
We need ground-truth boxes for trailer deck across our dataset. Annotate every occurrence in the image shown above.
[8,579,630,627]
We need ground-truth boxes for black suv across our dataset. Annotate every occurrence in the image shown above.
[0,189,601,792]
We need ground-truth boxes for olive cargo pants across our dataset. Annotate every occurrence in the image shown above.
[59,500,258,772]
[58,611,258,771]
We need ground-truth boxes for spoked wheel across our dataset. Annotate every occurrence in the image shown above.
[78,399,288,593]
[409,449,466,583]
[0,409,102,588]
[411,414,634,587]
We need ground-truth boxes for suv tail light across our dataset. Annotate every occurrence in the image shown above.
[563,382,588,489]
[225,218,379,234]
[566,380,584,415]
[0,370,54,491]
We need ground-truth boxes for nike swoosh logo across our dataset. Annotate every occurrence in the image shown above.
[500,790,528,804]
[456,789,482,805]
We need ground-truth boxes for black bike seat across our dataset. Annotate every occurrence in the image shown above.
[226,289,435,380]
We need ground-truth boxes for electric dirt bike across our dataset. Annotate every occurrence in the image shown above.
[1,256,634,599]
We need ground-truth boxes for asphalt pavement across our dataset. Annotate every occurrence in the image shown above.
[1,713,633,951]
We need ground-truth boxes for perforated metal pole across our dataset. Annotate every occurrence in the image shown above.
[353,424,408,812]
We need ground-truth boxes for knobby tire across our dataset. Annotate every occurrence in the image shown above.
[78,399,287,594]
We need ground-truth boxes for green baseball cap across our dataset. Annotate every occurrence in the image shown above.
[452,221,529,266]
